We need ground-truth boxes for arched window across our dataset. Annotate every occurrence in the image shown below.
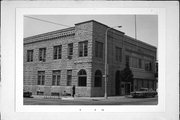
[94,70,102,87]
[78,69,87,86]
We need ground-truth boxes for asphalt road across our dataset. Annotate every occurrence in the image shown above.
[24,96,158,105]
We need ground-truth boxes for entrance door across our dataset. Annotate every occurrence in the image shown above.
[115,71,121,95]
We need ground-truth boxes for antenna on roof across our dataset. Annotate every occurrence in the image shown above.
[135,15,139,51]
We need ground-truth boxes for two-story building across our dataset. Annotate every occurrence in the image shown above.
[24,20,157,97]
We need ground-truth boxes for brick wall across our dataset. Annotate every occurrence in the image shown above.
[91,20,157,96]
[24,21,94,97]
[24,20,157,97]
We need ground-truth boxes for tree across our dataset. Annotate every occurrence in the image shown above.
[121,63,134,92]
[121,63,134,82]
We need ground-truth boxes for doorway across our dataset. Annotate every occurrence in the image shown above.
[115,71,121,95]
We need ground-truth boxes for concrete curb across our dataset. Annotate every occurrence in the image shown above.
[31,95,130,101]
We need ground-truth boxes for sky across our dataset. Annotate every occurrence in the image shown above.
[24,15,158,47]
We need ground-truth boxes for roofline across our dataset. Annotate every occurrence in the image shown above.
[75,20,125,34]
[124,35,157,49]
[24,20,156,49]
[24,27,75,40]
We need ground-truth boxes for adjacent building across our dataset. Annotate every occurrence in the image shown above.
[24,20,157,97]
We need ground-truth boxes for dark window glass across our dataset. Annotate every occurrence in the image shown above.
[116,47,122,62]
[27,50,33,62]
[53,45,62,59]
[94,70,102,87]
[145,61,152,71]
[68,43,73,59]
[52,75,56,85]
[149,62,152,71]
[39,48,46,62]
[95,41,103,58]
[139,59,142,68]
[79,41,88,57]
[37,71,45,85]
[67,70,72,86]
[57,75,60,86]
[132,57,138,68]
[52,70,61,86]
[78,69,87,86]
[126,55,130,65]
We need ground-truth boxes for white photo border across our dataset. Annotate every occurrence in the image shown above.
[1,1,179,120]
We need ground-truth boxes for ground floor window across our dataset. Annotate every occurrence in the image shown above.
[94,70,102,87]
[78,69,87,86]
[37,71,45,85]
[135,79,156,90]
[67,70,72,86]
[52,70,61,86]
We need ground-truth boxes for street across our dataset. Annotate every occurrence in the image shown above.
[24,96,158,105]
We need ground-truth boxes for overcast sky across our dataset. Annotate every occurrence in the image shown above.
[24,15,158,47]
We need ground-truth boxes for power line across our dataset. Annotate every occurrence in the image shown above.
[24,16,124,41]
[24,16,71,28]
[24,16,93,33]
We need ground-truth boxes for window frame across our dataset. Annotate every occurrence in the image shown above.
[78,69,87,87]
[52,70,61,86]
[125,55,130,65]
[39,48,46,62]
[78,41,88,57]
[67,43,73,59]
[139,58,142,68]
[94,70,102,87]
[115,47,122,62]
[67,70,72,86]
[27,49,33,62]
[53,45,62,60]
[95,41,103,58]
[145,61,152,71]
[37,71,45,85]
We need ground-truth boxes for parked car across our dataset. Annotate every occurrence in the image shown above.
[23,91,32,98]
[130,88,157,98]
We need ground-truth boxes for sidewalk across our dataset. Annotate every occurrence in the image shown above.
[32,95,131,101]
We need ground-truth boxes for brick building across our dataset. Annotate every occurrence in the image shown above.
[24,20,157,97]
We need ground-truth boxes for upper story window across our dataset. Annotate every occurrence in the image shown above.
[125,55,130,66]
[37,71,45,85]
[39,48,46,62]
[53,45,62,60]
[68,43,73,59]
[139,59,142,68]
[145,61,152,71]
[131,57,138,68]
[115,47,122,62]
[27,50,33,62]
[79,41,88,57]
[95,41,103,58]
[52,70,61,86]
